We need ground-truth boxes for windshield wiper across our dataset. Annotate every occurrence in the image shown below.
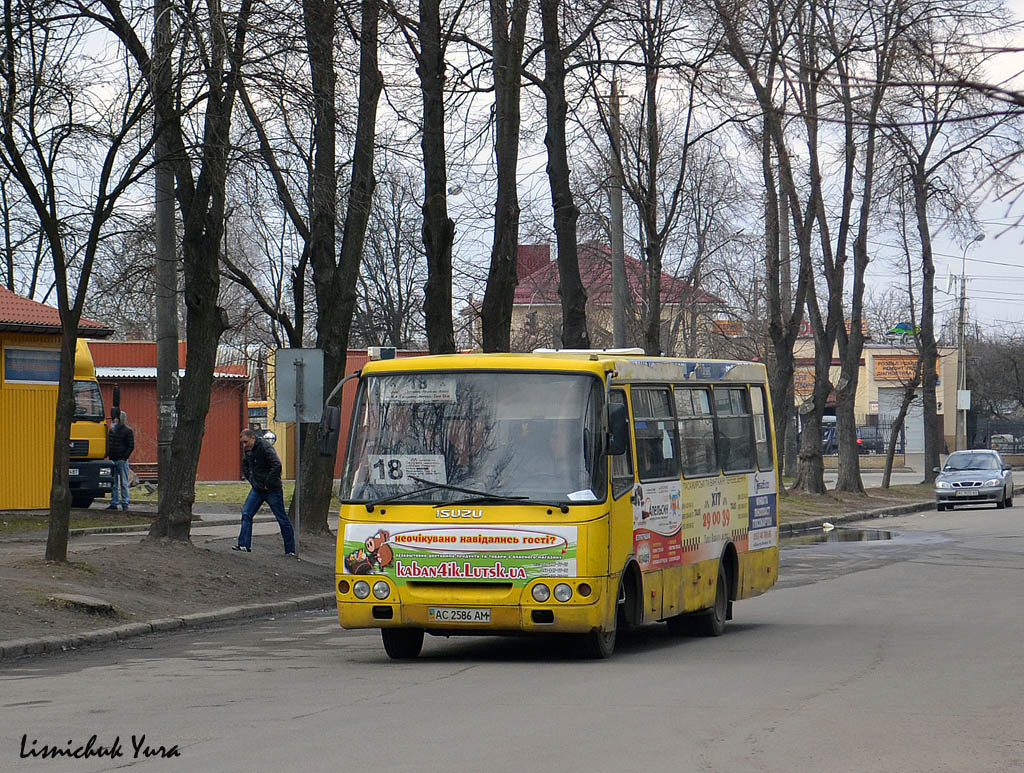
[439,495,569,514]
[364,484,444,512]
[409,475,569,513]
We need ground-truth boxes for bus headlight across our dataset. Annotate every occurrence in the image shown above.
[353,581,371,599]
[531,584,550,602]
[372,581,390,600]
[553,583,573,602]
[99,468,112,476]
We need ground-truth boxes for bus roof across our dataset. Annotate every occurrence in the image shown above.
[358,351,767,384]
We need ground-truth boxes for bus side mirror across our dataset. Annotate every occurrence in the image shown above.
[607,403,628,456]
[317,405,340,457]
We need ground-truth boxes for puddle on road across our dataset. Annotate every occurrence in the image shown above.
[782,527,894,546]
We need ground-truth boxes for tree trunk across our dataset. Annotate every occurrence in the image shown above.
[481,0,528,352]
[882,369,921,488]
[152,239,230,539]
[912,166,941,482]
[300,0,381,533]
[147,0,251,539]
[834,384,864,494]
[539,0,588,349]
[794,401,827,494]
[44,328,78,561]
[419,0,456,354]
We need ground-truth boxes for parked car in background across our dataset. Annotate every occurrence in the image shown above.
[934,449,1014,511]
[858,426,885,455]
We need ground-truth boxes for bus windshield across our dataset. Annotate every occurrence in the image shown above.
[340,371,607,505]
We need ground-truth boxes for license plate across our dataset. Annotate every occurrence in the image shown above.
[955,489,980,497]
[428,607,491,623]
[69,468,79,476]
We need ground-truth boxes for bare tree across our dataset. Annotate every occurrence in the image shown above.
[878,0,1021,482]
[0,0,153,560]
[352,161,427,347]
[97,0,254,539]
[476,0,529,351]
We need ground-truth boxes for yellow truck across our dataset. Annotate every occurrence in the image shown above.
[68,340,115,508]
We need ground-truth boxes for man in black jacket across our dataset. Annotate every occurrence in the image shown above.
[106,411,135,511]
[233,428,295,555]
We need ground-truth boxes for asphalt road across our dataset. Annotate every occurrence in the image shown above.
[2,504,1023,772]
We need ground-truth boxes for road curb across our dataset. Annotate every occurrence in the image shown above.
[0,516,280,543]
[0,592,335,661]
[781,500,933,535]
[781,483,1024,535]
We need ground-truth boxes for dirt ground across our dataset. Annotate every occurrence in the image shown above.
[0,526,337,643]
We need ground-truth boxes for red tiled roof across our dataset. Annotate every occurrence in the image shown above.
[513,242,722,306]
[0,287,112,336]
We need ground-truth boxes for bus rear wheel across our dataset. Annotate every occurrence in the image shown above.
[381,628,424,659]
[695,563,729,637]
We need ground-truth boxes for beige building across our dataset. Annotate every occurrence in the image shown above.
[793,335,958,452]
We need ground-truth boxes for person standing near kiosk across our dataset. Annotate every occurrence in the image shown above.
[106,411,135,511]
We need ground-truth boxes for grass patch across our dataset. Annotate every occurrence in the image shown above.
[778,482,934,524]
[0,513,151,534]
[131,481,342,506]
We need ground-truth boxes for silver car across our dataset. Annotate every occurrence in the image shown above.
[934,450,1014,511]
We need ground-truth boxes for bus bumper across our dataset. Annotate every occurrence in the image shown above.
[336,579,610,635]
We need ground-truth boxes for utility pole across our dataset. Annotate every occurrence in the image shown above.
[955,234,984,451]
[153,0,178,506]
[608,79,627,349]
[780,173,797,478]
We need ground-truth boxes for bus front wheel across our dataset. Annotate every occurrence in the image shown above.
[581,625,616,659]
[382,628,424,660]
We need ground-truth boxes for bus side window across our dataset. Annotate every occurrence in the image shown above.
[714,387,756,474]
[633,387,681,481]
[751,386,774,470]
[675,387,717,477]
[609,390,633,498]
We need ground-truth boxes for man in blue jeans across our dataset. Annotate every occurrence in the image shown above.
[106,411,135,511]
[233,428,296,555]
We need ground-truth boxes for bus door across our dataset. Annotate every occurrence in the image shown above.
[628,386,683,623]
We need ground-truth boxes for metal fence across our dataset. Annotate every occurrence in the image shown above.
[822,416,905,455]
[970,418,1024,453]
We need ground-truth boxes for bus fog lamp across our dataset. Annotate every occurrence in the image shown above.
[338,580,350,594]
[554,583,573,602]
[353,581,371,599]
[372,581,390,599]
[531,584,550,603]
[577,583,592,597]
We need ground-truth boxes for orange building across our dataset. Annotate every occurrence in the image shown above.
[87,341,248,482]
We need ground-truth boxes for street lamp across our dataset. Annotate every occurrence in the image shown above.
[955,233,985,450]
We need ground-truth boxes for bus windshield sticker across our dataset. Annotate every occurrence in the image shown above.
[366,454,447,485]
[381,376,456,404]
[567,489,598,501]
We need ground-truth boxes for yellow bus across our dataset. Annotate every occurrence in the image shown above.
[326,350,779,659]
